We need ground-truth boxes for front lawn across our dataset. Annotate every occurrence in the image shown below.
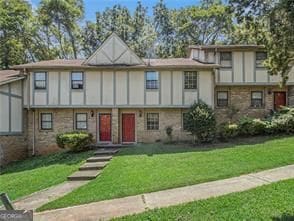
[38,136,294,211]
[0,150,93,202]
[115,179,294,221]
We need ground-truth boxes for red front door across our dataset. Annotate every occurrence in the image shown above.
[122,114,135,143]
[99,114,111,142]
[274,92,286,110]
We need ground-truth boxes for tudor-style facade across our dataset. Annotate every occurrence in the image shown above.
[0,33,294,165]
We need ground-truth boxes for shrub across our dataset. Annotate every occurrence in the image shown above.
[238,117,267,136]
[165,126,173,142]
[56,131,93,152]
[218,123,239,141]
[184,102,216,143]
[266,107,294,134]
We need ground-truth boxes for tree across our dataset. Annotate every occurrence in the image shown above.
[229,0,294,84]
[0,0,33,69]
[81,21,100,57]
[37,0,84,59]
[153,0,175,58]
[184,102,216,143]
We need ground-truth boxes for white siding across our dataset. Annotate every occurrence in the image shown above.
[129,71,144,105]
[11,97,22,132]
[10,81,22,96]
[161,71,172,105]
[86,71,101,105]
[0,94,9,132]
[184,91,197,105]
[60,72,70,105]
[244,52,254,82]
[146,91,159,105]
[256,69,268,82]
[71,91,84,105]
[34,91,47,105]
[199,71,214,106]
[48,72,59,105]
[115,71,127,105]
[233,52,243,82]
[219,70,232,83]
[172,71,183,105]
[102,71,114,105]
[0,84,9,93]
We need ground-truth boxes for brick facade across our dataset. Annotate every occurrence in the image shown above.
[214,86,288,123]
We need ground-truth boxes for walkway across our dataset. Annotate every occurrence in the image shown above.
[34,164,294,221]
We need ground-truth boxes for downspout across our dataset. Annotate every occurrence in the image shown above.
[32,109,35,156]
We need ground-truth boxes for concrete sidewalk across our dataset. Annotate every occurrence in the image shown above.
[35,164,294,221]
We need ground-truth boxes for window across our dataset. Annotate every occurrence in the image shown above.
[71,72,83,89]
[251,91,263,108]
[220,52,232,67]
[76,113,87,130]
[146,113,159,130]
[217,91,229,107]
[40,113,52,130]
[34,72,46,89]
[256,52,267,67]
[182,113,189,131]
[146,71,159,89]
[184,71,197,89]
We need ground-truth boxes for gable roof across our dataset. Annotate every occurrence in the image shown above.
[83,33,144,66]
[0,70,24,86]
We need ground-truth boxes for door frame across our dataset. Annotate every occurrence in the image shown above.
[120,112,137,144]
[97,112,112,143]
[273,91,287,110]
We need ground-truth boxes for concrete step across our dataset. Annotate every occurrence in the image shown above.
[87,156,113,162]
[79,162,108,171]
[94,149,119,155]
[91,144,124,148]
[68,170,101,181]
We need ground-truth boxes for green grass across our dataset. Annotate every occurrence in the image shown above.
[115,179,294,221]
[0,150,93,202]
[38,136,294,211]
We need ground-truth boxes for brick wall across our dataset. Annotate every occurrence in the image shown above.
[214,86,288,123]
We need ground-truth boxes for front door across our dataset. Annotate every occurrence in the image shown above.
[99,114,111,142]
[274,92,286,110]
[122,114,135,143]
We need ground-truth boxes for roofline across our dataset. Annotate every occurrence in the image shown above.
[0,76,25,86]
[188,45,265,50]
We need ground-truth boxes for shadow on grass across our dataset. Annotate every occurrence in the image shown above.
[118,135,293,157]
[272,214,294,221]
[1,149,93,175]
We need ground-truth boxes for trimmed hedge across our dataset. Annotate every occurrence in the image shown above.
[218,107,294,140]
[56,131,93,152]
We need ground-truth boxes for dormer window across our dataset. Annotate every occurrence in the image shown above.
[220,52,232,67]
[256,52,267,67]
[71,72,83,89]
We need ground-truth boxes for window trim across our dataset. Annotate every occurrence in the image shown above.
[216,91,229,108]
[146,113,159,131]
[34,72,47,90]
[255,51,267,68]
[220,52,232,67]
[40,113,53,130]
[71,71,84,90]
[145,71,159,90]
[75,113,88,130]
[184,71,198,90]
[251,91,264,108]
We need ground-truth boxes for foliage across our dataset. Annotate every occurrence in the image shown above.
[218,123,239,141]
[266,107,294,134]
[165,126,173,142]
[56,131,93,152]
[238,117,267,136]
[184,102,216,143]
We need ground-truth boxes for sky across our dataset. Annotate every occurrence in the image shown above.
[30,0,202,21]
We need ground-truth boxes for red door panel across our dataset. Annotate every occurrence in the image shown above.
[274,92,286,110]
[99,114,111,142]
[122,114,135,143]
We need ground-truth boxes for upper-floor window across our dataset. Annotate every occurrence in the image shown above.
[40,113,52,130]
[34,72,46,89]
[217,91,228,107]
[71,72,83,89]
[251,91,263,108]
[256,52,267,67]
[76,113,87,130]
[220,52,232,67]
[184,71,197,89]
[146,113,159,130]
[146,71,159,89]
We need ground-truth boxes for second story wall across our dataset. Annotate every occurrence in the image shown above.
[29,69,214,108]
